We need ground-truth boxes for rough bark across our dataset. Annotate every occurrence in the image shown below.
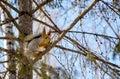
[18,0,32,79]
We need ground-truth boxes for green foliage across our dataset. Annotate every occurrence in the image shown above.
[118,8,120,12]
[17,53,33,78]
[114,41,120,53]
[18,61,32,78]
[9,63,16,72]
[113,41,120,59]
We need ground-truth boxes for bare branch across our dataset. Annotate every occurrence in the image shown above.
[0,47,10,53]
[32,0,60,31]
[0,16,19,26]
[32,17,55,30]
[1,0,20,13]
[33,68,41,77]
[30,0,53,14]
[0,2,23,34]
[52,30,118,39]
[0,37,22,42]
[0,60,9,64]
[56,44,120,74]
[100,0,120,16]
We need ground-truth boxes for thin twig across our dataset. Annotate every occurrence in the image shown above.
[32,0,60,32]
[33,68,41,77]
[32,17,55,30]
[1,0,20,13]
[0,37,22,41]
[51,30,118,39]
[0,60,9,64]
[0,2,23,34]
[56,44,120,69]
[0,16,19,26]
[94,61,114,78]
[0,47,11,53]
[30,0,53,14]
[100,0,120,16]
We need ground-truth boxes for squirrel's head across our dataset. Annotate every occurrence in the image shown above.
[39,27,51,47]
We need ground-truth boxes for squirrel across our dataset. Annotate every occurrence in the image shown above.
[24,27,51,59]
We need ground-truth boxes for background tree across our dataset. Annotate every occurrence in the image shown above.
[1,0,16,79]
[0,0,120,79]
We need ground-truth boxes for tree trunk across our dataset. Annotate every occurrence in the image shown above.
[1,1,16,79]
[18,0,32,79]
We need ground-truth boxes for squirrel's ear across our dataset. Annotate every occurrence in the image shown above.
[42,27,46,36]
[47,29,51,36]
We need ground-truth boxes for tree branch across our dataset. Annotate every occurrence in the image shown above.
[56,44,120,72]
[30,0,53,14]
[1,0,20,13]
[32,0,60,31]
[0,47,10,53]
[52,30,118,39]
[0,37,22,42]
[0,16,19,26]
[33,0,99,63]
[0,2,23,34]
